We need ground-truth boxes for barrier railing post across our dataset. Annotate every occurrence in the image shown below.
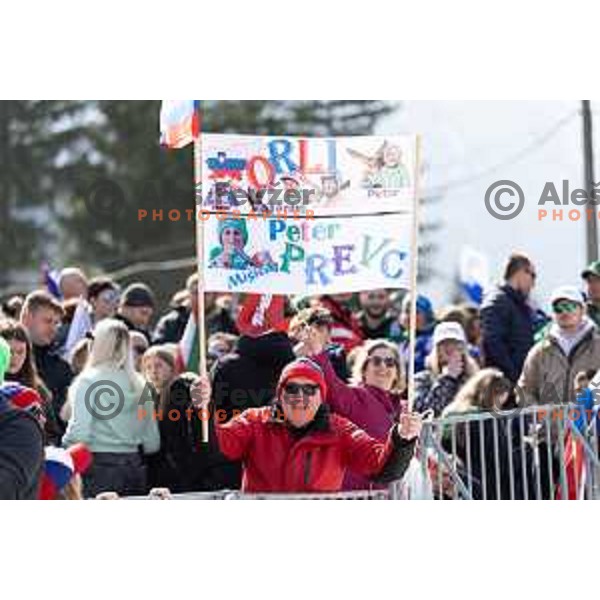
[451,422,458,499]
[556,409,568,500]
[519,413,529,500]
[532,408,542,500]
[544,411,553,499]
[492,418,501,500]
[506,416,515,500]
[465,422,473,498]
[479,419,487,500]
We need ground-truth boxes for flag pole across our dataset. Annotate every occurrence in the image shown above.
[407,135,422,413]
[193,106,209,442]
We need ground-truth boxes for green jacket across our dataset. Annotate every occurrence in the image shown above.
[63,366,159,454]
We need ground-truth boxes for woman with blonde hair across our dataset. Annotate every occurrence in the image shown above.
[69,337,91,376]
[302,317,406,490]
[414,321,479,417]
[63,318,160,498]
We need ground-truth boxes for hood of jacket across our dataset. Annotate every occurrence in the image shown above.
[548,316,595,357]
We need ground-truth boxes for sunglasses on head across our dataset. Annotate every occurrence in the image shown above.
[282,382,320,397]
[368,356,397,368]
[553,300,580,314]
[306,314,333,328]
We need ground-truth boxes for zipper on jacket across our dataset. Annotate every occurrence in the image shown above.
[303,451,313,487]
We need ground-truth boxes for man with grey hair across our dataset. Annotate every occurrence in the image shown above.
[58,267,88,301]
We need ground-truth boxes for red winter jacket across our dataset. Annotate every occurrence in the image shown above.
[215,404,415,493]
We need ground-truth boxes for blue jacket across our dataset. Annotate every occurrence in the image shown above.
[480,284,534,382]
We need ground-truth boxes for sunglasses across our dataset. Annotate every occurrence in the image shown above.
[553,300,580,314]
[368,356,397,368]
[99,290,120,304]
[366,293,387,300]
[282,383,320,397]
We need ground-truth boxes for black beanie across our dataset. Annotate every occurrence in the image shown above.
[122,283,155,308]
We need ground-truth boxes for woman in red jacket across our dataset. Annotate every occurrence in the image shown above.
[194,358,421,494]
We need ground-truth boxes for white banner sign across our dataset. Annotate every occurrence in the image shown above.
[200,134,418,294]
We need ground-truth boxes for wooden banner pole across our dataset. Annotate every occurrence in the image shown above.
[407,135,422,414]
[192,110,209,442]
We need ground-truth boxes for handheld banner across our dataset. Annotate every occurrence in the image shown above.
[200,134,418,294]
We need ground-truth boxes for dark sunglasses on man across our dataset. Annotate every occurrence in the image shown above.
[552,300,580,315]
[366,292,387,301]
[283,382,320,398]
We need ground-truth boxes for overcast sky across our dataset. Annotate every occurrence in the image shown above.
[378,101,594,311]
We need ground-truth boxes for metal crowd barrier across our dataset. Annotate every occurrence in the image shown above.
[128,489,390,500]
[123,403,600,500]
[235,489,390,500]
[419,403,600,500]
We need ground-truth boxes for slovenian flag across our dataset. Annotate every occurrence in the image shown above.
[63,299,93,360]
[177,312,199,373]
[160,100,200,149]
[39,444,93,500]
[42,261,62,299]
